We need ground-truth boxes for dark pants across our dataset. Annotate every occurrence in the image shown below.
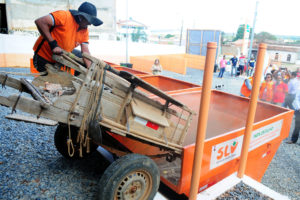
[33,53,54,72]
[283,93,296,110]
[291,111,300,143]
[238,65,244,75]
[218,67,225,78]
[33,49,82,75]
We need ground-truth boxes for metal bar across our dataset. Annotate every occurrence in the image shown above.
[189,42,217,200]
[237,43,267,178]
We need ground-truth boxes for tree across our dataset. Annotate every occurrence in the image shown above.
[233,24,252,41]
[164,34,175,39]
[255,32,277,42]
[131,27,148,43]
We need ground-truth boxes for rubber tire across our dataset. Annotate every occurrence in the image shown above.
[54,123,97,159]
[98,154,160,200]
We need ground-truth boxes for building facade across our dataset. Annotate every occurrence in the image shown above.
[0,0,116,39]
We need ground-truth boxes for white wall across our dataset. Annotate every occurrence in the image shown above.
[267,50,297,63]
[5,0,116,33]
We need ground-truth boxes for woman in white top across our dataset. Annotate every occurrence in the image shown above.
[151,59,163,75]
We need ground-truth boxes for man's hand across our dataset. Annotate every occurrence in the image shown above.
[52,46,63,55]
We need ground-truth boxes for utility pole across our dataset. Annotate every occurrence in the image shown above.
[125,0,129,63]
[179,18,183,46]
[248,1,259,60]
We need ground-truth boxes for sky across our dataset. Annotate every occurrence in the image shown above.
[116,0,300,36]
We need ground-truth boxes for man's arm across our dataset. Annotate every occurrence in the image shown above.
[35,15,62,54]
[245,78,252,90]
[81,43,91,68]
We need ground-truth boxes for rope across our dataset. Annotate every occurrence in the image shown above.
[66,59,105,157]
[79,62,105,154]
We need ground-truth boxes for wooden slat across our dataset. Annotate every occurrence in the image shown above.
[131,98,169,127]
[53,55,87,75]
[6,114,58,126]
[100,117,183,151]
[0,73,22,91]
[0,95,82,127]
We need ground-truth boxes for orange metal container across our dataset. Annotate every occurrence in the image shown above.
[140,75,201,94]
[114,66,149,76]
[108,79,293,197]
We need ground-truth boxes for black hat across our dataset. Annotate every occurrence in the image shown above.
[70,2,103,26]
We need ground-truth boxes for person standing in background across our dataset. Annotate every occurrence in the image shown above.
[230,55,238,77]
[272,74,288,106]
[238,54,246,76]
[247,57,256,77]
[151,59,163,75]
[287,89,300,144]
[218,55,227,78]
[283,71,299,109]
[259,73,273,102]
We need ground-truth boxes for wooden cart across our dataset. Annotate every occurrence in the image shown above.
[0,52,194,199]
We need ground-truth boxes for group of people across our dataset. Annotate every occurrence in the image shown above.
[241,65,300,144]
[218,54,256,78]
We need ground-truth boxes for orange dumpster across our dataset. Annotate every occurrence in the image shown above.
[108,88,293,197]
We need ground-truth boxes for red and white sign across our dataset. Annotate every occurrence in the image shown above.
[134,116,159,130]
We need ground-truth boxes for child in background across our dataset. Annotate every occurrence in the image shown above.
[151,59,163,75]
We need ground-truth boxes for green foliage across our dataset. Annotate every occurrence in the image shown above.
[131,27,148,43]
[255,32,277,42]
[286,40,300,45]
[164,34,175,39]
[233,24,253,41]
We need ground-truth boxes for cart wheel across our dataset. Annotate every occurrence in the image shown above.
[98,154,160,200]
[54,123,97,159]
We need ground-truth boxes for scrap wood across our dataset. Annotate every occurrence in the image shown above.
[5,114,58,126]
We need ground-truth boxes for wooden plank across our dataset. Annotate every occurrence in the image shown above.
[0,73,22,91]
[119,71,185,108]
[53,55,87,75]
[0,95,82,127]
[116,89,132,122]
[5,114,58,126]
[131,98,169,127]
[100,117,183,151]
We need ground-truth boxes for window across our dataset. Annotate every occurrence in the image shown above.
[287,54,291,62]
[275,53,279,61]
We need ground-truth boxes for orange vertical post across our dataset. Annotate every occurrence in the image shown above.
[237,43,267,178]
[189,42,217,200]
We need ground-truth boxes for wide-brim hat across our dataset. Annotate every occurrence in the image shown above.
[70,2,103,26]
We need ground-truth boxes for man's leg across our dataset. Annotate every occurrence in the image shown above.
[231,66,235,76]
[33,53,53,72]
[291,111,300,143]
[222,68,225,77]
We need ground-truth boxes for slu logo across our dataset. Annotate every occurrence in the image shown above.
[210,135,243,170]
[216,141,239,160]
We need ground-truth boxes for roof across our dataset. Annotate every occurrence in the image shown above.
[117,19,148,28]
[232,39,300,53]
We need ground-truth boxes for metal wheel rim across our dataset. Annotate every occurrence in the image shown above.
[114,170,153,200]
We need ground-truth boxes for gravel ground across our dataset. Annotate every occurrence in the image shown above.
[0,67,299,200]
[216,182,273,200]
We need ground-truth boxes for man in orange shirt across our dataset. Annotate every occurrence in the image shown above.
[33,2,102,72]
